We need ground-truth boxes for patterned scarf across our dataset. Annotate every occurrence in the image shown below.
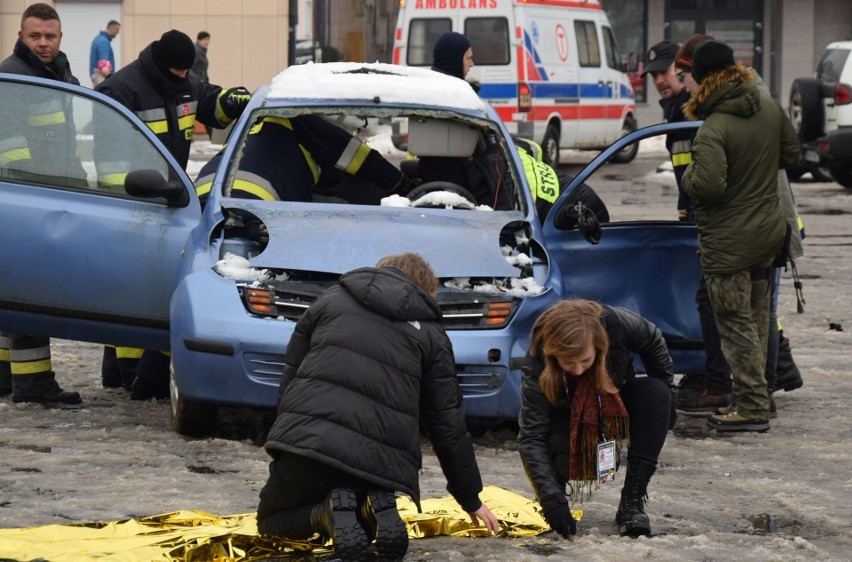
[565,371,630,503]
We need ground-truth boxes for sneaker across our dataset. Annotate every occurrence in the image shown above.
[706,410,769,432]
[312,488,371,561]
[360,490,408,561]
[677,387,732,412]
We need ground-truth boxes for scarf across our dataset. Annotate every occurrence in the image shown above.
[565,371,629,502]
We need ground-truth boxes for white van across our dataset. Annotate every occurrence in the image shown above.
[392,0,638,166]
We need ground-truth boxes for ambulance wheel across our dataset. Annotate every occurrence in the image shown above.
[542,124,560,167]
[610,117,638,164]
[170,364,217,437]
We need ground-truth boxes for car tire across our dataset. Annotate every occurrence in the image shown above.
[542,123,560,168]
[789,78,825,143]
[829,162,852,188]
[170,364,217,437]
[610,117,638,164]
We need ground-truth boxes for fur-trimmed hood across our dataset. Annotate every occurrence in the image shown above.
[683,63,758,120]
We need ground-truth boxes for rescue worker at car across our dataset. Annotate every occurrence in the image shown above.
[95,29,251,399]
[194,115,410,207]
[0,3,84,405]
[513,137,560,223]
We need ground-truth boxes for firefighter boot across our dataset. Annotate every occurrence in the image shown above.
[775,334,803,392]
[615,460,656,537]
[0,332,12,396]
[101,346,122,388]
[13,371,82,404]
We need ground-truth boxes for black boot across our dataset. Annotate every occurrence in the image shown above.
[310,488,371,561]
[12,372,81,404]
[101,346,123,388]
[359,489,408,561]
[775,335,803,392]
[615,461,656,537]
[0,356,11,397]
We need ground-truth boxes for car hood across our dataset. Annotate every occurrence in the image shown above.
[225,201,526,278]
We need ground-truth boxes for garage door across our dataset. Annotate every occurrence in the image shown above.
[55,2,122,88]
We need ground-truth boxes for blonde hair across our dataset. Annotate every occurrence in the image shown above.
[376,252,438,296]
[530,299,617,405]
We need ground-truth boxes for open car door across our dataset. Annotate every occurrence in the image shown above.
[0,75,198,350]
[542,122,706,374]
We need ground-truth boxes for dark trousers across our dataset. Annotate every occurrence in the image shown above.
[256,451,379,537]
[619,377,671,466]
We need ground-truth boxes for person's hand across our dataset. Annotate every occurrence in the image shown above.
[669,386,678,429]
[543,501,576,538]
[467,504,501,535]
[220,86,251,119]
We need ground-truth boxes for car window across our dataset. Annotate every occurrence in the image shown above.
[466,17,510,65]
[816,48,850,83]
[574,21,601,67]
[602,26,622,71]
[406,18,453,66]
[0,80,175,201]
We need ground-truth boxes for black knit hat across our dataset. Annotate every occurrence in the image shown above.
[691,40,735,83]
[152,29,195,70]
[431,31,471,80]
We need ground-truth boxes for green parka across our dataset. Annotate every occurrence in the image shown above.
[682,64,800,274]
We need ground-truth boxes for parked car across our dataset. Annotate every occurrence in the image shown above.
[788,40,852,187]
[0,64,703,436]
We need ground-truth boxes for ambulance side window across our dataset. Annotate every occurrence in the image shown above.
[574,21,601,67]
[407,18,452,66]
[466,17,510,65]
[602,26,622,71]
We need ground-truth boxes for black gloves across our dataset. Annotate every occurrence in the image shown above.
[220,86,251,120]
[668,386,678,429]
[542,500,576,538]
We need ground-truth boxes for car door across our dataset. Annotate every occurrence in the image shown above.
[0,75,198,350]
[541,122,706,375]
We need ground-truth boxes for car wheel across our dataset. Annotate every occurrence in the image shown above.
[170,363,217,437]
[828,162,852,188]
[789,79,825,143]
[542,123,560,168]
[609,117,638,164]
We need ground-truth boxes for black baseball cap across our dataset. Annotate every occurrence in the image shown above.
[642,40,679,76]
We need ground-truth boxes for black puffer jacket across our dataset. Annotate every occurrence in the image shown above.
[264,266,485,512]
[517,305,674,510]
[96,42,228,168]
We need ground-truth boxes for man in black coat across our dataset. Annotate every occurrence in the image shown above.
[258,253,500,560]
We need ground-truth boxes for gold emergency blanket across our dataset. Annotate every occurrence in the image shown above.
[0,486,581,561]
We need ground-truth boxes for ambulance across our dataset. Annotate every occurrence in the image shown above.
[392,0,638,166]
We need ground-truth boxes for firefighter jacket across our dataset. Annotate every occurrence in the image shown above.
[194,115,405,206]
[513,138,560,222]
[0,40,85,183]
[96,42,232,169]
[661,88,695,221]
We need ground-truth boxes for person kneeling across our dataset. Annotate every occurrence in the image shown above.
[257,252,500,560]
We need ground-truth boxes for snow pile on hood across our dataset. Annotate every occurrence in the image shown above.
[267,62,486,112]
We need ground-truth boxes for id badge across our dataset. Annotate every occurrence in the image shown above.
[597,440,616,487]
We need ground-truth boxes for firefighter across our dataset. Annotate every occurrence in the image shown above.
[512,138,561,223]
[95,29,251,399]
[0,3,82,404]
[194,115,409,207]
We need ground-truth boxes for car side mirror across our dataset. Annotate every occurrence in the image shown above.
[125,169,190,207]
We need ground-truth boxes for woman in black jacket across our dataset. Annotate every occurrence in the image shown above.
[518,299,677,538]
[258,252,499,561]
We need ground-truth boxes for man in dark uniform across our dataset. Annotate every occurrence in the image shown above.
[0,3,82,404]
[95,29,251,398]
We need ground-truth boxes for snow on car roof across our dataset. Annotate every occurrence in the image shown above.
[266,61,487,112]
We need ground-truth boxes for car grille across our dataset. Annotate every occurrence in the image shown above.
[239,285,518,330]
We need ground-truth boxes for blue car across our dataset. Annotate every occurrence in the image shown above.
[0,64,703,435]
